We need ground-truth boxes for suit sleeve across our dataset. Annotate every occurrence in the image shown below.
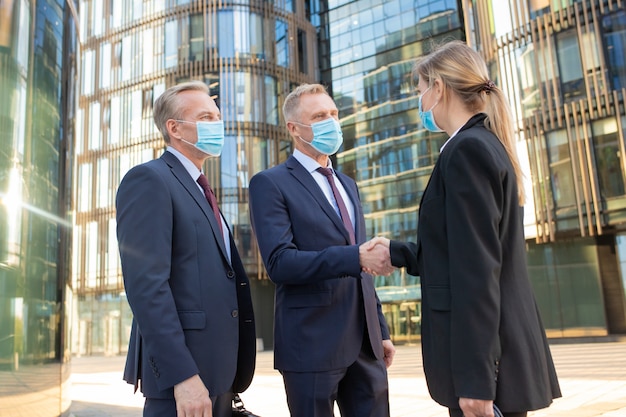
[249,171,362,284]
[116,164,199,391]
[443,136,503,400]
[389,240,419,276]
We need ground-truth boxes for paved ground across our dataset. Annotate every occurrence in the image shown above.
[67,340,626,417]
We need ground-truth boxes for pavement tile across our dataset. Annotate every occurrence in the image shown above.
[61,341,626,417]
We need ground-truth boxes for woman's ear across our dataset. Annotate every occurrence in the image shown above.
[432,79,444,101]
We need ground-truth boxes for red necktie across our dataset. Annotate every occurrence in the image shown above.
[197,173,224,236]
[317,167,356,245]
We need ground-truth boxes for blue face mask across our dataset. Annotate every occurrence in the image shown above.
[418,88,443,133]
[295,117,344,155]
[177,120,225,156]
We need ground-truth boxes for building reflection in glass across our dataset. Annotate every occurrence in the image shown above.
[0,0,76,416]
[322,0,464,343]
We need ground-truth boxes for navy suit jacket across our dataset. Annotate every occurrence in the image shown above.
[116,151,255,399]
[249,155,390,372]
[390,114,560,412]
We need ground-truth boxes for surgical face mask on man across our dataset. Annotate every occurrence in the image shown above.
[418,88,444,133]
[176,119,225,156]
[293,117,344,155]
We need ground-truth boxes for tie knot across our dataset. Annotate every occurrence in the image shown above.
[197,173,210,189]
[317,167,333,178]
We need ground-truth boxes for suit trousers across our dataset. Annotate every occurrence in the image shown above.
[143,391,233,417]
[281,346,389,417]
[449,408,527,417]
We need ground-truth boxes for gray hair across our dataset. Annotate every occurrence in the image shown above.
[282,83,330,123]
[153,81,209,143]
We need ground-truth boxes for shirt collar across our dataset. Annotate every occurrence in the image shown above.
[167,146,203,180]
[293,149,334,173]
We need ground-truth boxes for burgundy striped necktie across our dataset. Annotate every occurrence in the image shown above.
[317,167,356,245]
[197,173,224,236]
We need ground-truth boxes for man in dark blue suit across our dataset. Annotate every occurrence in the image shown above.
[116,81,256,417]
[249,83,395,417]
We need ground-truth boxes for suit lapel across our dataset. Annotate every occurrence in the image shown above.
[161,152,230,263]
[286,156,353,245]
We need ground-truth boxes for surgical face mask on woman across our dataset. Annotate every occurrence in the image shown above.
[418,88,444,133]
[293,117,344,155]
[176,119,225,156]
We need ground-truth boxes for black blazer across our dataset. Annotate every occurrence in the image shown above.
[116,151,256,399]
[390,114,560,412]
[249,155,390,372]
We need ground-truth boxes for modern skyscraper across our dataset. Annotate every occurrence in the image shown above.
[322,0,465,342]
[466,0,626,337]
[74,0,320,353]
[0,0,77,416]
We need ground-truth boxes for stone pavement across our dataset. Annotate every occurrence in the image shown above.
[69,341,626,417]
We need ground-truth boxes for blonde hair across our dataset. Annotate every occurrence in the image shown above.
[153,81,209,143]
[413,41,525,205]
[282,83,330,123]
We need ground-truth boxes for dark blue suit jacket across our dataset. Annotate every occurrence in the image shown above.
[249,155,389,372]
[116,151,255,399]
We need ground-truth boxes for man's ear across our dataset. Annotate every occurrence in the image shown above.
[166,119,180,140]
[286,121,298,136]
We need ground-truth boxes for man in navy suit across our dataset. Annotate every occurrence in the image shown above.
[116,81,256,417]
[249,83,395,417]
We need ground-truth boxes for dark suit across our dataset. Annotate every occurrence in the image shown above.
[390,114,560,414]
[249,154,390,416]
[116,151,255,414]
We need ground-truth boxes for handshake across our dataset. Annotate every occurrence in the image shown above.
[359,237,394,276]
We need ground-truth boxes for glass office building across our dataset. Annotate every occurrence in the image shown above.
[466,0,626,337]
[322,0,465,343]
[74,0,319,354]
[0,0,77,416]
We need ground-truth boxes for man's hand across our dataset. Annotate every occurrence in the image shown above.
[382,339,396,368]
[459,397,494,417]
[174,374,213,417]
[359,237,393,275]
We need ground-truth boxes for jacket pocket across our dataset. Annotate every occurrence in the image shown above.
[177,311,206,329]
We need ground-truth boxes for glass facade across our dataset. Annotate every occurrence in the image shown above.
[0,0,76,416]
[74,0,319,353]
[467,0,626,335]
[322,0,465,343]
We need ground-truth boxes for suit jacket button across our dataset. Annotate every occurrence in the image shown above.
[227,270,235,279]
[231,310,238,318]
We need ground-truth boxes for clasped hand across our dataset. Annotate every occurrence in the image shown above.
[359,237,394,276]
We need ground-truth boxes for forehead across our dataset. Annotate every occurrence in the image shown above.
[298,93,336,115]
[178,90,220,116]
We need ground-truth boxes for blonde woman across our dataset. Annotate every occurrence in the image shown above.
[369,41,561,417]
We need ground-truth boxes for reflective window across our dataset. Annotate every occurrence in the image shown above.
[100,43,111,89]
[89,101,101,149]
[546,130,577,209]
[218,10,235,58]
[190,14,203,61]
[297,29,307,74]
[556,31,584,100]
[275,19,289,67]
[165,20,178,68]
[143,28,154,74]
[593,119,625,199]
[602,10,626,90]
[97,158,110,208]
[83,49,94,95]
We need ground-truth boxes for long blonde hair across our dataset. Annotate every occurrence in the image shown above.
[413,41,525,205]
